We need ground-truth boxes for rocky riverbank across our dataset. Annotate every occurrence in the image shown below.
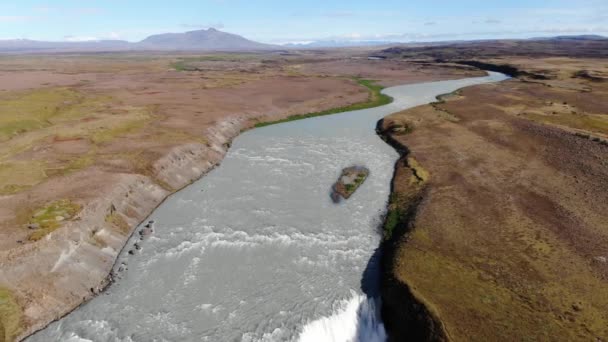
[5,116,246,341]
[376,118,448,341]
[375,58,608,340]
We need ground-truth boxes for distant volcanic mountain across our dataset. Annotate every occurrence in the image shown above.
[0,28,278,53]
[138,28,276,50]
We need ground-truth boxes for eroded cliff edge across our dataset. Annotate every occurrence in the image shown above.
[376,118,448,342]
[4,116,247,341]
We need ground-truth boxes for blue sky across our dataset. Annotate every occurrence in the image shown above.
[1,0,607,43]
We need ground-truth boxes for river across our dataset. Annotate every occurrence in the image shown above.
[29,72,508,342]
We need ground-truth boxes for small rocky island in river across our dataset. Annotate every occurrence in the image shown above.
[331,166,370,203]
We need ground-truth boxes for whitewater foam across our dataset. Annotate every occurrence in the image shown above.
[298,293,386,342]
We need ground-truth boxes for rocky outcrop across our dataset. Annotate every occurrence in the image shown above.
[573,69,607,82]
[153,116,248,190]
[330,166,369,203]
[453,60,551,80]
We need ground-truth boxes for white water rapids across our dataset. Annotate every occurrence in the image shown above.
[29,72,508,342]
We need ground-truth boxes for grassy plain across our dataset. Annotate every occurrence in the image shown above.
[0,287,21,342]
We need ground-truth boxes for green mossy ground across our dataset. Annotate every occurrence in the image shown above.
[27,199,82,241]
[0,87,153,195]
[255,78,393,127]
[0,287,22,342]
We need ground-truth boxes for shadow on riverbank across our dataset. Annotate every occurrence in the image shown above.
[355,246,386,341]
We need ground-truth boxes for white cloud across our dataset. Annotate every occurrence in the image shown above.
[324,11,355,18]
[485,19,502,24]
[63,35,100,42]
[72,7,104,15]
[33,6,53,13]
[30,6,104,15]
[0,15,35,23]
[62,31,130,42]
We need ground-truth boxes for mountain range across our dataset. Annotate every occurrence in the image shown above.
[0,29,606,53]
[285,35,608,49]
[283,40,396,48]
[0,28,277,53]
